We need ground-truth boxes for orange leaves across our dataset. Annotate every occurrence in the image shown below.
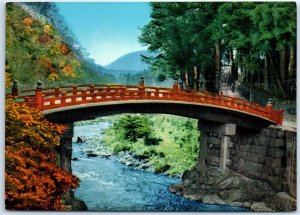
[23,17,33,25]
[43,24,53,36]
[47,72,60,81]
[5,101,78,210]
[38,33,52,44]
[22,17,33,33]
[62,64,75,77]
[5,72,12,87]
[59,43,70,55]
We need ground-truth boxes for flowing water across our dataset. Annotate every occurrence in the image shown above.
[72,122,248,212]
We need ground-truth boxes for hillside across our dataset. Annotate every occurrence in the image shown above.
[5,2,112,90]
[105,50,156,72]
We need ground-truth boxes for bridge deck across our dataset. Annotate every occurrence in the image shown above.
[6,84,283,125]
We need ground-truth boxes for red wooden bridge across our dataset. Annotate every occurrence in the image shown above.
[6,83,283,125]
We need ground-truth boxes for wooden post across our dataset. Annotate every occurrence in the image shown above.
[172,81,179,99]
[139,77,145,98]
[35,81,43,111]
[89,84,94,94]
[54,87,59,94]
[266,98,273,120]
[12,80,18,96]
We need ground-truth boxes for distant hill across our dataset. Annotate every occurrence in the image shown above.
[105,50,156,72]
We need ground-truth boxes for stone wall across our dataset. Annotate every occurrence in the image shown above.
[231,126,295,193]
[59,123,73,173]
[198,121,296,196]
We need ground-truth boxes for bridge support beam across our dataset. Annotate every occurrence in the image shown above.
[60,123,73,173]
[198,120,236,173]
[220,124,236,173]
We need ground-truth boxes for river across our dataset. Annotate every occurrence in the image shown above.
[71,122,248,212]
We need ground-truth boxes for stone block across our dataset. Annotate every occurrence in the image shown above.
[244,160,263,173]
[258,136,267,146]
[247,137,253,144]
[272,148,285,158]
[228,141,234,148]
[207,155,220,164]
[227,159,232,166]
[253,138,259,145]
[255,146,267,156]
[277,130,286,138]
[208,137,221,146]
[270,129,278,138]
[212,132,219,138]
[273,139,285,147]
[270,158,282,168]
[262,173,268,179]
[267,137,276,146]
[263,129,271,137]
[274,167,282,175]
[224,123,236,135]
[267,176,282,186]
[238,158,245,169]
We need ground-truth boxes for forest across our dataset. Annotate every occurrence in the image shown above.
[139,2,296,99]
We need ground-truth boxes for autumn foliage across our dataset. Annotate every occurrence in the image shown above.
[5,102,79,210]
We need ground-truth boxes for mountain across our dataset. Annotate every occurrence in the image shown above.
[105,50,156,72]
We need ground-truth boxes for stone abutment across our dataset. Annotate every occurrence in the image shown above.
[170,120,296,211]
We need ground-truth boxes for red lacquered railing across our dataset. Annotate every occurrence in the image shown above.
[6,83,283,125]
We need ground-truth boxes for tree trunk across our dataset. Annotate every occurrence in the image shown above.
[279,48,286,81]
[257,69,261,89]
[288,46,295,79]
[268,52,287,98]
[193,66,199,90]
[215,43,221,93]
[184,70,189,89]
[263,55,269,91]
[230,48,238,80]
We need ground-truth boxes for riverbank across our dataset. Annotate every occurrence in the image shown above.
[72,132,163,176]
[169,165,296,212]
[73,122,296,212]
[71,124,248,212]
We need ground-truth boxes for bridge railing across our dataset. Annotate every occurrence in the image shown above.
[6,83,283,125]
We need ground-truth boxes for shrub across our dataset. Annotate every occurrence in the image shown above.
[5,102,79,210]
[112,115,153,142]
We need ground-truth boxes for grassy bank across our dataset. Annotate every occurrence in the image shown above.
[102,114,199,176]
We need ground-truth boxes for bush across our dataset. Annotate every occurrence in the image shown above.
[102,114,199,176]
[5,102,79,210]
[144,136,162,146]
[112,115,153,142]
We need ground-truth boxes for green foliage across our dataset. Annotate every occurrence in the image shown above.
[139,2,296,99]
[5,3,112,90]
[112,115,153,142]
[103,114,199,176]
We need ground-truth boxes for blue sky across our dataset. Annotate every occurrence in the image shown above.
[56,2,151,66]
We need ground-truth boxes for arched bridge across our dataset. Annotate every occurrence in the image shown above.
[6,83,283,128]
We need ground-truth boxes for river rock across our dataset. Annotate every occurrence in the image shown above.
[71,199,88,211]
[264,192,296,211]
[87,153,98,157]
[202,195,227,205]
[219,189,245,202]
[250,202,274,212]
[218,176,241,190]
[169,183,183,194]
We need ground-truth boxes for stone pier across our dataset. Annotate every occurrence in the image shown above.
[170,120,296,211]
[59,123,73,173]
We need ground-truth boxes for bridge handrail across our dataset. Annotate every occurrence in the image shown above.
[6,84,283,125]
